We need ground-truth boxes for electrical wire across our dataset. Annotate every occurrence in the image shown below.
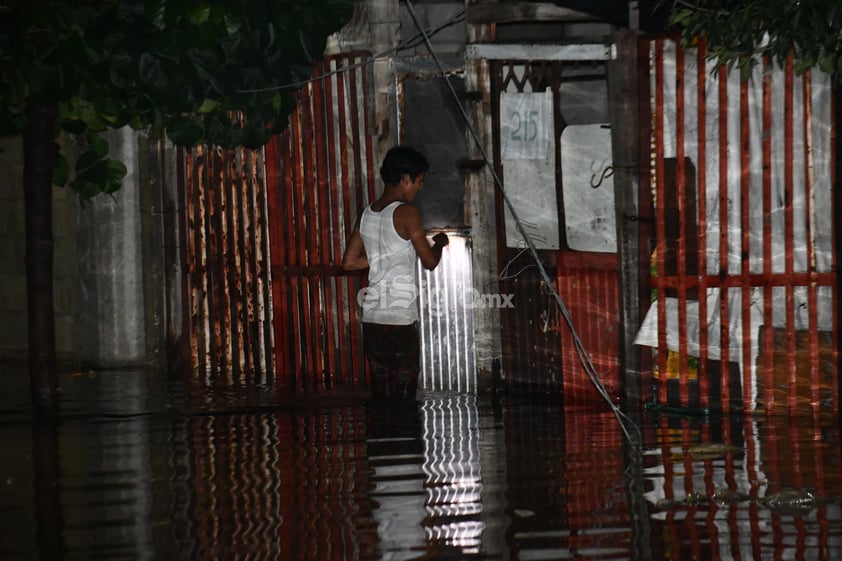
[236,8,466,94]
[402,0,642,451]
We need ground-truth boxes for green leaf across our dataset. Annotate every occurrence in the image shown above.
[196,98,218,114]
[204,110,234,145]
[61,119,86,135]
[223,14,242,36]
[139,52,168,89]
[85,132,108,160]
[188,3,212,25]
[166,115,203,146]
[73,158,127,196]
[68,178,101,199]
[145,0,168,30]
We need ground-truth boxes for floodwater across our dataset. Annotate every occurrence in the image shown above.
[1,367,841,561]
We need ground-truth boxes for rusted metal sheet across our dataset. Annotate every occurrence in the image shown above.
[641,37,838,415]
[266,53,373,391]
[180,143,274,383]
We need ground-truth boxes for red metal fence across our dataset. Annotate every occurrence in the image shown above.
[265,52,376,391]
[640,38,838,415]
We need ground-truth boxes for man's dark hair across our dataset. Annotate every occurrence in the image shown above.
[380,145,430,185]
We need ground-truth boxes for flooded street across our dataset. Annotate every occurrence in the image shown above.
[1,367,841,560]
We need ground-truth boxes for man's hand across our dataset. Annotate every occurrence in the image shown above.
[432,232,449,248]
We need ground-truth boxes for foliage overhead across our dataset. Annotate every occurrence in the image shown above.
[659,0,842,81]
[0,0,355,197]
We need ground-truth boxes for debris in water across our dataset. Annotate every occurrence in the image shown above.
[685,443,742,461]
[759,489,816,515]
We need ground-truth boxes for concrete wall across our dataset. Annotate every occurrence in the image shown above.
[0,129,178,371]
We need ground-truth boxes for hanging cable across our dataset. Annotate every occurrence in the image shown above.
[236,8,466,94]
[402,0,641,450]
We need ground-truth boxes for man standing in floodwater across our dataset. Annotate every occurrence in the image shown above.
[342,145,449,400]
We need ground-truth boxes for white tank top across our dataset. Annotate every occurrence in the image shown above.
[359,201,419,325]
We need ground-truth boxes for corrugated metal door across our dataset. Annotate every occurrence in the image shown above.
[491,59,622,404]
[266,52,375,391]
[640,37,839,415]
[180,144,275,383]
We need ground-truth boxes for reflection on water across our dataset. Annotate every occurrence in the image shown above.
[0,367,841,560]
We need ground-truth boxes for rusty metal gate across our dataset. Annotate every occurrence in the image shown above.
[180,144,275,383]
[265,52,375,391]
[491,57,622,405]
[639,37,839,415]
[179,53,375,387]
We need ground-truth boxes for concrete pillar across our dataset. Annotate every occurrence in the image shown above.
[464,25,502,392]
[76,127,147,367]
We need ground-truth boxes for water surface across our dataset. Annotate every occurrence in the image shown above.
[1,367,840,560]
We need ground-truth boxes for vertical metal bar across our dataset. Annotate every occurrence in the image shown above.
[784,58,797,414]
[313,63,339,385]
[233,147,247,380]
[324,58,350,385]
[832,85,839,416]
[696,41,710,408]
[675,44,690,406]
[717,65,731,409]
[654,40,668,405]
[348,64,369,206]
[279,133,295,385]
[224,149,240,379]
[192,149,210,379]
[294,94,317,386]
[288,104,307,385]
[803,72,821,417]
[337,59,362,384]
[243,148,261,378]
[257,145,275,381]
[762,56,775,412]
[235,147,250,379]
[740,77,753,413]
[359,53,378,205]
[229,148,240,381]
[181,150,198,376]
[638,39,655,385]
[301,85,326,387]
[584,268,596,401]
[244,148,260,380]
[264,136,285,384]
[335,58,364,386]
[211,149,228,379]
[240,149,255,378]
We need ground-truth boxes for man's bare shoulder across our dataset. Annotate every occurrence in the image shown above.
[393,203,423,239]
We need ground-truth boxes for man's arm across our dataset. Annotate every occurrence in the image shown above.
[395,204,448,270]
[342,223,368,271]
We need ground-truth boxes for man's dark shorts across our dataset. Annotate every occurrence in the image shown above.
[362,322,420,400]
